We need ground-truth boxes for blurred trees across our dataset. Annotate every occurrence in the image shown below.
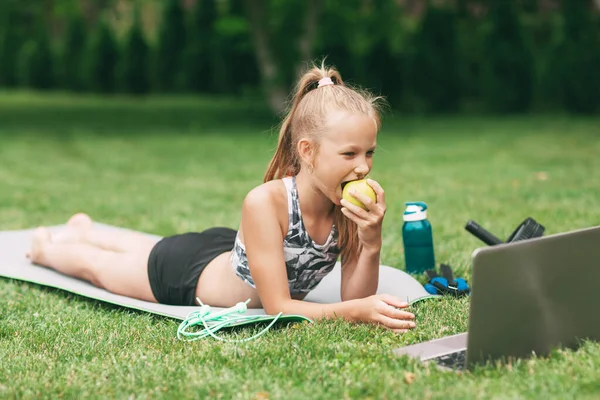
[552,0,600,113]
[408,3,460,113]
[480,1,533,113]
[58,10,87,91]
[0,0,25,88]
[181,0,218,93]
[0,0,598,115]
[119,6,150,94]
[17,25,55,89]
[83,17,119,93]
[154,0,187,92]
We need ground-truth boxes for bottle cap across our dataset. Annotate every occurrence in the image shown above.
[403,201,428,222]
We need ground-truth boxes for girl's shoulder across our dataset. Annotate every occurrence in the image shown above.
[242,178,289,214]
[241,178,291,238]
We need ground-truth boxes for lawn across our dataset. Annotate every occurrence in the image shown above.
[1,92,599,399]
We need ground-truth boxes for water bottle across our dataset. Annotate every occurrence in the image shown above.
[402,201,436,274]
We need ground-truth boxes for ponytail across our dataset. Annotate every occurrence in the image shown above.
[264,62,343,182]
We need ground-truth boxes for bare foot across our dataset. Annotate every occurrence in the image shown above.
[67,213,93,229]
[52,213,93,244]
[26,227,52,263]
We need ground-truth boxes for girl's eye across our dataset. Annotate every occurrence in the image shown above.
[342,151,375,157]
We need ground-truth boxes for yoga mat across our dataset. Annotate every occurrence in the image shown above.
[0,223,438,323]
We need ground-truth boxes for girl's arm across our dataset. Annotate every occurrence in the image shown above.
[241,186,349,318]
[241,186,414,331]
[339,247,381,302]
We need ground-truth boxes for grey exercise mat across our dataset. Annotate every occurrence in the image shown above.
[0,223,438,320]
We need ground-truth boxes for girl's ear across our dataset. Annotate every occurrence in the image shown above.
[297,138,315,166]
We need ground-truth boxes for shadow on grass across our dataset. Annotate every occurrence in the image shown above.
[0,92,279,137]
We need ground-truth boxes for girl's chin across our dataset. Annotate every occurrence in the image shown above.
[333,189,343,205]
[325,192,342,206]
[333,193,344,206]
[319,185,342,206]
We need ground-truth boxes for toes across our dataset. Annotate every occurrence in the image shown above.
[30,227,51,263]
[67,213,93,228]
[33,227,51,240]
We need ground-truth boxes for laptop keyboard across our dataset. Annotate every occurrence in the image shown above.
[430,350,467,370]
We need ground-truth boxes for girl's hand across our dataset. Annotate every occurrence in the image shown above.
[353,294,416,333]
[340,178,386,251]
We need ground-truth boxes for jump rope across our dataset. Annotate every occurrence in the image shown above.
[177,298,285,343]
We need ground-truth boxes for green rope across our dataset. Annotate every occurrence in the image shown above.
[177,298,283,343]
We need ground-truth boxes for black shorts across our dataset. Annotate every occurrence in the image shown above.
[147,227,237,306]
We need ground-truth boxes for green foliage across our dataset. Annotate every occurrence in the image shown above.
[268,0,305,88]
[58,13,87,92]
[520,9,563,111]
[154,0,187,92]
[118,9,150,95]
[480,1,534,113]
[181,0,218,93]
[16,33,55,90]
[83,19,119,93]
[0,3,23,88]
[365,39,402,105]
[409,3,460,113]
[3,0,600,115]
[317,0,366,85]
[217,0,260,94]
[316,0,410,110]
[455,16,486,108]
[16,41,37,88]
[551,0,600,114]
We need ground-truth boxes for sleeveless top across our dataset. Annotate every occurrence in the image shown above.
[230,176,340,294]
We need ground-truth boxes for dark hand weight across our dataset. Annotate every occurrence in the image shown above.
[465,218,545,246]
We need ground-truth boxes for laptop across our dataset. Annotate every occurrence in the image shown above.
[394,225,600,370]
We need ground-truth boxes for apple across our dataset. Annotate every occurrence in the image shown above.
[342,179,376,210]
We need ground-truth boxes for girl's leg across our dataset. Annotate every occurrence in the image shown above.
[53,213,159,253]
[29,228,157,303]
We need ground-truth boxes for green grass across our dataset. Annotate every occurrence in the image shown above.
[1,92,600,399]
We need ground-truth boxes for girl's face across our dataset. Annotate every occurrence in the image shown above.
[311,111,378,205]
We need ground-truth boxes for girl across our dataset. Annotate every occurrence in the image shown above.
[28,62,416,333]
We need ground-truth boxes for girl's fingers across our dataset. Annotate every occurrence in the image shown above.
[346,190,377,211]
[378,294,413,311]
[366,179,386,209]
[383,308,416,325]
[377,315,417,330]
[341,197,371,216]
[340,206,362,225]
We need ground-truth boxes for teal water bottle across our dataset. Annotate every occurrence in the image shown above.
[402,201,436,274]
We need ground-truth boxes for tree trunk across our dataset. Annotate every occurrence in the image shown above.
[243,0,287,114]
[244,0,324,114]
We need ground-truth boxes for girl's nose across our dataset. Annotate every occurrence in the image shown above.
[354,161,370,178]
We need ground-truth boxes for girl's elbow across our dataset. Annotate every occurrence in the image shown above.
[262,298,291,315]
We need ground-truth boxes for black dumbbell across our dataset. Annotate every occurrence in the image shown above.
[465,217,545,246]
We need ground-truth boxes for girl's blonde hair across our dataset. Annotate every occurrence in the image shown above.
[264,60,384,263]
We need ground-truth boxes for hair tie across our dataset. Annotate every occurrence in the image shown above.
[317,77,334,88]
